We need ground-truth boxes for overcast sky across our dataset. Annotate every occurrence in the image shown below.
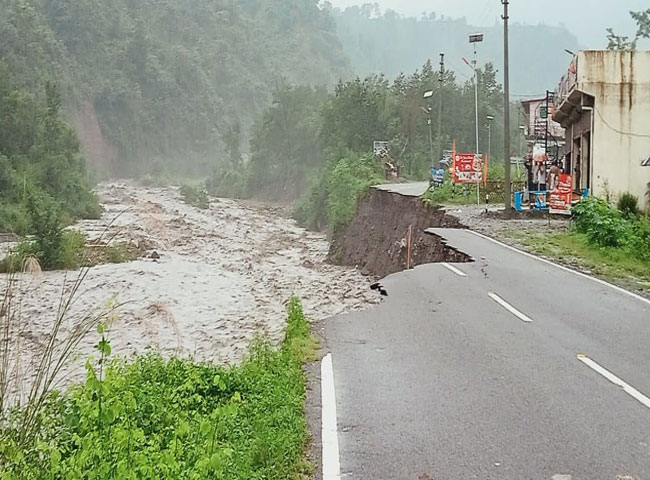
[327,0,649,47]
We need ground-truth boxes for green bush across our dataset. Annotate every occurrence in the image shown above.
[0,203,31,235]
[617,192,639,218]
[179,184,210,210]
[206,167,246,199]
[573,197,631,248]
[295,153,383,231]
[105,244,130,264]
[573,197,650,262]
[293,169,331,231]
[0,190,86,271]
[422,181,453,205]
[327,156,371,230]
[0,299,315,479]
[59,231,87,269]
[0,230,86,272]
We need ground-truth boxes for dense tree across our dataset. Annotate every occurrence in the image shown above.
[244,84,327,200]
[1,0,351,176]
[244,61,520,231]
[0,63,99,234]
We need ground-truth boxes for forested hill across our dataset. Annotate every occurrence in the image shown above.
[331,6,580,96]
[0,0,350,176]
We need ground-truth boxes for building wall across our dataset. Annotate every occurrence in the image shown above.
[577,50,650,206]
[523,98,564,140]
[564,108,592,191]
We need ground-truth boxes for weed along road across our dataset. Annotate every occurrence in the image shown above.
[321,224,650,480]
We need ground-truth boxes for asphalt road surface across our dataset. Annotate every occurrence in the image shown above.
[374,182,429,197]
[323,228,650,480]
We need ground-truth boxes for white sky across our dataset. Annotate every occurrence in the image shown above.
[326,0,649,47]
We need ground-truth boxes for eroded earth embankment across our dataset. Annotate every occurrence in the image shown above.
[330,188,471,277]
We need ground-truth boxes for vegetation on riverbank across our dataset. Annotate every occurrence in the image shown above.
[203,60,518,231]
[0,297,316,479]
[180,184,210,210]
[503,195,650,293]
[0,67,100,236]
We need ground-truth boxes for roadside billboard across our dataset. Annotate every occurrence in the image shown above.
[373,141,389,157]
[453,153,482,184]
[548,173,573,214]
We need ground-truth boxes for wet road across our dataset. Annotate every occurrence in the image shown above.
[374,182,429,198]
[323,228,650,480]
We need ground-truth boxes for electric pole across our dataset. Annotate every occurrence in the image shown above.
[503,0,512,212]
[436,53,444,168]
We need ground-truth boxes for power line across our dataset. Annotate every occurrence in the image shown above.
[510,93,546,98]
[594,105,650,138]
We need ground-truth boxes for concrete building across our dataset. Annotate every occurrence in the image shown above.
[521,95,565,161]
[553,50,650,207]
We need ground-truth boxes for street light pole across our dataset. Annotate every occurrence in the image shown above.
[436,53,445,168]
[502,0,512,212]
[486,115,494,164]
[424,90,434,169]
[469,33,484,208]
[469,34,483,154]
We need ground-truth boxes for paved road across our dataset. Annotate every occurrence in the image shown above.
[324,228,650,480]
[374,182,429,198]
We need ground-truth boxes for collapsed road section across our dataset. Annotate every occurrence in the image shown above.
[329,186,472,277]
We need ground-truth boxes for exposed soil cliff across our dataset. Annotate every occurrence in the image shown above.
[330,189,471,277]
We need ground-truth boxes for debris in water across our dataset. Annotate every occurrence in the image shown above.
[370,282,388,297]
[2,181,379,400]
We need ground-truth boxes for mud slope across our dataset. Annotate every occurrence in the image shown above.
[330,188,471,277]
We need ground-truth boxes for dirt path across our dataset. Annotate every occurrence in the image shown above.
[442,203,571,240]
[4,182,378,399]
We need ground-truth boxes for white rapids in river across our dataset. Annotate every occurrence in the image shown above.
[3,182,378,398]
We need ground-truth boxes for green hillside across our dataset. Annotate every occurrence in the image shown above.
[0,0,350,176]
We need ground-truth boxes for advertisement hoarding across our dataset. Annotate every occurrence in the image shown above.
[453,153,483,184]
[548,173,573,214]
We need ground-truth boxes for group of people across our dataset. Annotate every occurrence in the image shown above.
[523,152,570,193]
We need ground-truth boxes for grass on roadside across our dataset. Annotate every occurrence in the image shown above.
[503,230,650,291]
[0,298,317,479]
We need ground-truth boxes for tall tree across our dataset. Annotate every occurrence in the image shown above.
[607,8,650,50]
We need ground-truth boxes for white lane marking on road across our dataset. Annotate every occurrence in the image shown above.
[488,292,533,323]
[467,230,650,307]
[577,354,650,410]
[321,353,341,480]
[441,262,467,277]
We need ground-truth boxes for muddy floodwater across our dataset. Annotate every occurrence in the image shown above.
[4,182,378,398]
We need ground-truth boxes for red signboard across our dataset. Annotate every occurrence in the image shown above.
[453,153,482,184]
[549,173,573,213]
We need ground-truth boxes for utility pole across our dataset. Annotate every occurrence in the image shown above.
[502,0,512,212]
[436,53,445,168]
